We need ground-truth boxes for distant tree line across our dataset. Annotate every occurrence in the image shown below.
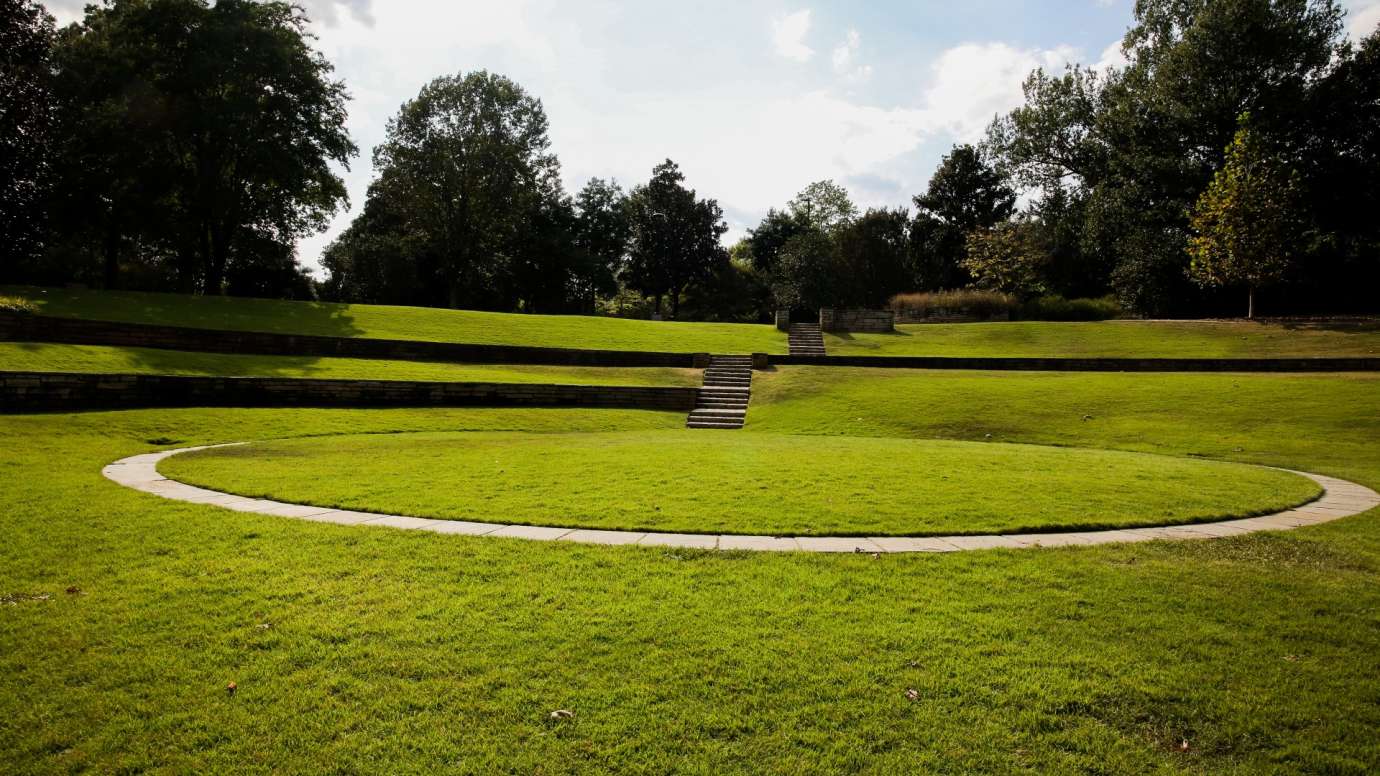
[2,0,1377,319]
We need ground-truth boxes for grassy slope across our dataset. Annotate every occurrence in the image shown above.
[0,342,700,387]
[163,430,1317,536]
[825,319,1380,358]
[1,285,784,353]
[3,370,1380,772]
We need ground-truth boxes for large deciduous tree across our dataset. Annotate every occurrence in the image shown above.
[48,0,355,294]
[1187,122,1307,318]
[368,71,560,309]
[0,0,56,281]
[623,160,728,318]
[910,144,1016,290]
[787,180,857,233]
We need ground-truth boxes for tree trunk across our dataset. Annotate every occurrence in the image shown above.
[206,222,229,296]
[670,287,681,319]
[102,222,120,290]
[1247,286,1255,320]
[654,294,662,315]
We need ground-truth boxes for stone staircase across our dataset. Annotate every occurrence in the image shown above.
[686,355,752,429]
[788,323,826,356]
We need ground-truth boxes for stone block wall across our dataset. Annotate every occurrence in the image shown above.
[0,371,700,413]
[819,308,895,333]
[766,354,1380,372]
[893,310,1012,324]
[0,312,705,368]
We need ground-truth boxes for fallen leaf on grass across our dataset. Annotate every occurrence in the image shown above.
[904,689,920,702]
[226,681,237,695]
[549,709,574,720]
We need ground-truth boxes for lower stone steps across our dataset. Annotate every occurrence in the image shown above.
[687,355,755,429]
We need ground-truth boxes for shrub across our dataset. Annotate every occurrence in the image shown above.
[888,289,1017,320]
[0,296,38,315]
[1019,295,1122,321]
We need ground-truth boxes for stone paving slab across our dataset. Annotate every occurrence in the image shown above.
[100,447,1380,554]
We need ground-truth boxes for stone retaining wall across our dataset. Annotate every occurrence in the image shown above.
[819,308,895,333]
[768,354,1380,372]
[0,312,709,368]
[0,371,699,413]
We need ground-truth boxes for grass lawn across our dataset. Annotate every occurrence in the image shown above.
[3,364,1380,772]
[162,430,1318,536]
[1,285,785,353]
[825,319,1380,358]
[0,342,701,387]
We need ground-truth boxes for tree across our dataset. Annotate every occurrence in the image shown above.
[987,0,1349,315]
[962,220,1049,298]
[911,144,1016,289]
[744,208,808,274]
[623,160,728,318]
[1187,122,1307,318]
[571,178,630,311]
[0,0,56,282]
[368,70,558,308]
[787,180,857,233]
[770,230,835,313]
[47,0,356,293]
[834,208,911,307]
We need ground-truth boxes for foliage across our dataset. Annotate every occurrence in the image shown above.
[1018,295,1122,321]
[0,295,38,315]
[45,0,355,295]
[832,208,913,308]
[0,0,56,280]
[364,71,560,309]
[623,160,729,318]
[986,0,1352,315]
[911,145,1016,290]
[887,289,1018,320]
[1187,121,1308,317]
[961,221,1049,298]
[571,178,630,311]
[769,229,835,312]
[786,180,857,233]
[678,253,771,323]
[743,208,809,275]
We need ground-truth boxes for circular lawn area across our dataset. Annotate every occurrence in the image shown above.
[160,430,1321,537]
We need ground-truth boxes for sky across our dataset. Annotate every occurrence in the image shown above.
[44,0,1380,277]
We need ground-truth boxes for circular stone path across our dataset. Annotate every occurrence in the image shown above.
[104,444,1380,553]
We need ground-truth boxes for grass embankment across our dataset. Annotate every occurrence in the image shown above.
[164,431,1317,536]
[1,285,784,353]
[0,342,700,387]
[826,319,1380,358]
[3,369,1380,771]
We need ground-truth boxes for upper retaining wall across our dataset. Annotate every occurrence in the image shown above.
[0,312,710,368]
[0,371,699,413]
[768,354,1380,372]
[819,308,895,333]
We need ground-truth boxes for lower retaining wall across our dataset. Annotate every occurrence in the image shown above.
[0,371,698,413]
[769,355,1380,372]
[0,312,709,368]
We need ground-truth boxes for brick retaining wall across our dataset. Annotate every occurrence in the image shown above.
[768,354,1380,372]
[0,312,708,368]
[893,310,1012,324]
[0,371,699,413]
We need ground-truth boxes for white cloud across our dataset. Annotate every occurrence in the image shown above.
[771,9,815,62]
[1346,0,1380,39]
[831,28,873,81]
[918,42,1079,141]
[1094,39,1129,70]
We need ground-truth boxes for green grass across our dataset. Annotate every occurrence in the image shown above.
[826,319,1380,358]
[1,285,785,353]
[0,342,700,386]
[3,369,1380,771]
[163,430,1318,536]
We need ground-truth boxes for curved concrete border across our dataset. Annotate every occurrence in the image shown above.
[103,444,1380,553]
